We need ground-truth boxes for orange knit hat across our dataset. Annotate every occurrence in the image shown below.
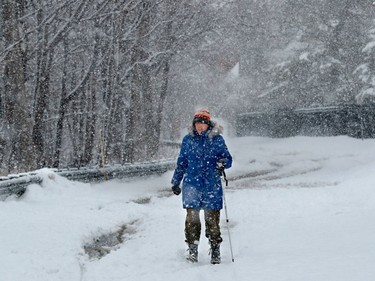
[193,108,211,125]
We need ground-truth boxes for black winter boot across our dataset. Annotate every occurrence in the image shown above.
[210,243,221,264]
[187,243,198,262]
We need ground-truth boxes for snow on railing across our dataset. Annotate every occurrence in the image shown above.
[0,159,176,200]
[0,173,43,199]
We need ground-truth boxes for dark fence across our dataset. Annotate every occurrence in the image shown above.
[236,104,375,139]
[0,160,176,200]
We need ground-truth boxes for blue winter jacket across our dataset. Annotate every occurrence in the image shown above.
[171,122,232,210]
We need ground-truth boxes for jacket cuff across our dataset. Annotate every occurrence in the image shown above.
[171,180,180,186]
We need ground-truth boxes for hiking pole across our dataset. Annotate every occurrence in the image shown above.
[221,169,235,262]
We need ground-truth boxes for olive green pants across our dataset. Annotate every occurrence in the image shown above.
[185,208,223,245]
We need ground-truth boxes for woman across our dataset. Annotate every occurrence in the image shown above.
[171,108,232,264]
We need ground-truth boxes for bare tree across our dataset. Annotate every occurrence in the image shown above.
[32,0,90,168]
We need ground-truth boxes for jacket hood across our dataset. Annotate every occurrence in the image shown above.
[189,120,223,138]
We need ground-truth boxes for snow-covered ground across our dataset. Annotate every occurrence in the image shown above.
[1,136,375,281]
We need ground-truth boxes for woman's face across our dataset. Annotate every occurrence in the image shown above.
[195,122,209,135]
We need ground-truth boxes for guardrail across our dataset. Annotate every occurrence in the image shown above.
[0,173,43,199]
[0,159,176,200]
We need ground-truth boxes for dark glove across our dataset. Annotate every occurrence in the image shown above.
[216,159,226,170]
[172,185,181,195]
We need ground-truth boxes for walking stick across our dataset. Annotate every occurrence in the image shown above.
[221,169,235,262]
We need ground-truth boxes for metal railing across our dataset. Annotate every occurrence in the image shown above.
[0,159,176,200]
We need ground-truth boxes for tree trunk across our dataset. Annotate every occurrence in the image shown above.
[153,58,171,154]
[146,14,174,159]
[124,50,143,163]
[32,46,52,168]
[82,79,97,166]
[124,1,152,163]
[53,38,69,168]
[2,0,34,172]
